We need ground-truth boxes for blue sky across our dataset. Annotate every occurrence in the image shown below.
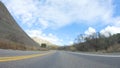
[1,0,120,46]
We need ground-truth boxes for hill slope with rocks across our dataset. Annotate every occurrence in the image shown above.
[0,1,40,50]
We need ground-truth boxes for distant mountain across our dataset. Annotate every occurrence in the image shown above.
[32,37,55,46]
[32,37,58,50]
[0,1,40,50]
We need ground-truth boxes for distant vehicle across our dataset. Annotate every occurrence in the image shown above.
[41,43,47,48]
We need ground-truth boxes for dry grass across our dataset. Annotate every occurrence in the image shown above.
[106,44,120,52]
[0,39,41,51]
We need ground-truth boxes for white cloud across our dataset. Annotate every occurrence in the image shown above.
[1,0,115,29]
[85,26,120,37]
[26,29,63,45]
[26,29,42,37]
[68,41,74,45]
[85,27,96,35]
[100,26,120,36]
[112,17,120,27]
[38,18,49,29]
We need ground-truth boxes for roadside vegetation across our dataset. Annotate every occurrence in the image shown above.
[58,33,120,53]
[0,39,42,51]
[0,38,58,51]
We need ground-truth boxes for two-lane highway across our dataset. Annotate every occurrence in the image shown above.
[0,50,120,68]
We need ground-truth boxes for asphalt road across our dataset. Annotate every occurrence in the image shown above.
[0,50,120,68]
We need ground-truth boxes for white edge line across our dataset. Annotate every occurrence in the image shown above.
[68,52,120,57]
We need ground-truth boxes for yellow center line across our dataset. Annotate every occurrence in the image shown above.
[0,51,54,62]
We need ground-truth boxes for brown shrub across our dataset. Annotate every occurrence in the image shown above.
[0,39,40,51]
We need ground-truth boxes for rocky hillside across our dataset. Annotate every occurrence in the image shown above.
[0,1,40,50]
[32,37,58,49]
